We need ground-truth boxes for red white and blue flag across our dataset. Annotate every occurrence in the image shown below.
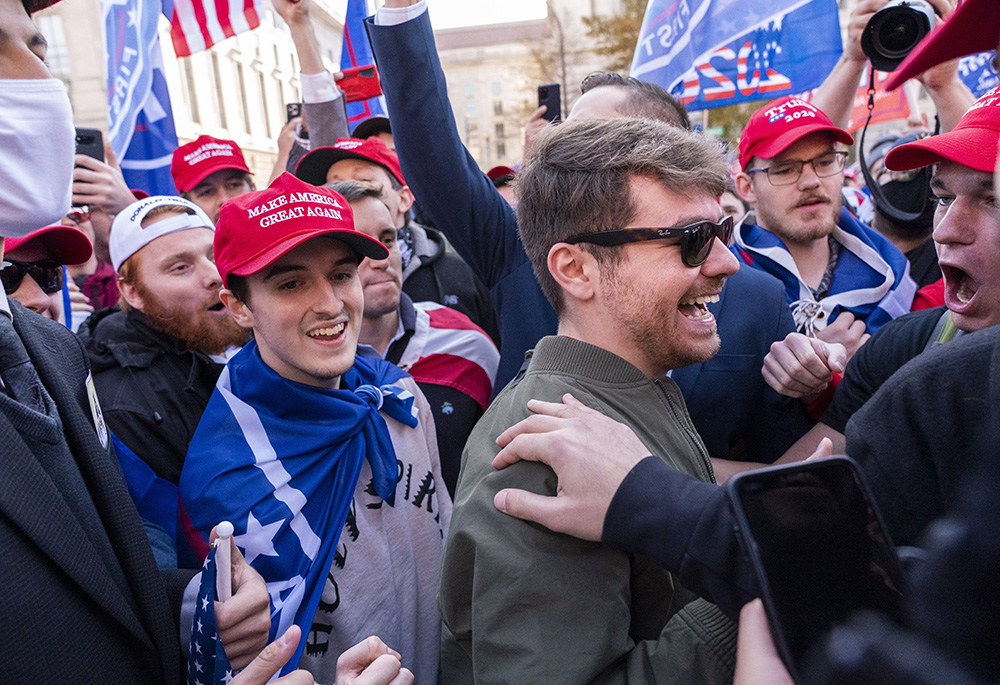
[630,0,843,111]
[186,544,233,685]
[341,0,387,126]
[167,0,266,57]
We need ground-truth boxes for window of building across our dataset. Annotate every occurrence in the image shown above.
[496,141,506,158]
[495,122,505,139]
[493,100,503,116]
[464,84,475,98]
[491,81,502,95]
[211,53,228,128]
[258,71,272,137]
[466,103,477,117]
[236,64,252,135]
[182,58,201,124]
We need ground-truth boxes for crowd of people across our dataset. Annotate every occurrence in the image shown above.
[2,0,999,681]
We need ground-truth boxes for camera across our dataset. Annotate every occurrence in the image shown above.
[861,0,936,72]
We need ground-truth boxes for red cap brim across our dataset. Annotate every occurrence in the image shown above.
[743,124,854,168]
[886,0,1000,90]
[884,126,999,173]
[5,225,93,265]
[227,229,389,285]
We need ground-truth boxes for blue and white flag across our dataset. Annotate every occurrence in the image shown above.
[630,0,843,111]
[180,341,418,675]
[958,51,999,99]
[103,0,179,196]
[734,208,917,335]
[186,544,233,685]
[341,0,387,127]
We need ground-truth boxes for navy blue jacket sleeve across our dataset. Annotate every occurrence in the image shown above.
[602,457,759,620]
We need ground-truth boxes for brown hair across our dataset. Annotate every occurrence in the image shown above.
[580,72,691,130]
[515,117,728,312]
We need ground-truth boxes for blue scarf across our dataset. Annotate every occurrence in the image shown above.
[734,207,916,335]
[179,341,418,674]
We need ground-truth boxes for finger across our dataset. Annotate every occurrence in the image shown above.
[805,437,834,462]
[388,667,415,685]
[527,105,547,122]
[495,411,564,448]
[737,599,779,660]
[232,626,301,685]
[493,430,560,469]
[494,488,561,526]
[338,635,393,674]
[824,342,848,375]
[72,154,103,172]
[761,362,823,398]
[357,653,403,683]
[104,140,120,170]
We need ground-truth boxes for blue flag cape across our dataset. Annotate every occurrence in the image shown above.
[734,207,916,335]
[180,341,418,674]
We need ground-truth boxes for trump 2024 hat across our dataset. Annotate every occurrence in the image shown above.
[110,196,214,272]
[171,135,251,193]
[885,85,1000,174]
[739,96,854,170]
[295,137,405,187]
[213,172,389,287]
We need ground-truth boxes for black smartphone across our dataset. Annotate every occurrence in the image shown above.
[538,83,561,122]
[728,457,907,683]
[75,127,104,163]
[286,102,303,122]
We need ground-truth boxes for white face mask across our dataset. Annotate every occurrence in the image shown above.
[0,78,75,238]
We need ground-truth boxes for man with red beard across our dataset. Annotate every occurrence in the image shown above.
[82,196,247,567]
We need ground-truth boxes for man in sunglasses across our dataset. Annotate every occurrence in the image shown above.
[2,223,92,323]
[437,117,738,684]
[733,96,917,347]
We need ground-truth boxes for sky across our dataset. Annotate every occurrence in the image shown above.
[411,0,548,30]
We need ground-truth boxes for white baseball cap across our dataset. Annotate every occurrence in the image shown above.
[110,196,214,272]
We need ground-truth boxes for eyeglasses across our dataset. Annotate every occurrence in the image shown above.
[66,205,90,223]
[564,216,734,268]
[746,151,848,186]
[0,260,64,295]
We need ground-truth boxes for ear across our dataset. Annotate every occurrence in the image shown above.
[118,279,145,311]
[395,185,415,216]
[734,171,757,205]
[219,289,255,330]
[547,243,597,304]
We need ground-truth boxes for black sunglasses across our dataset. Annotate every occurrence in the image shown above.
[565,216,734,267]
[0,259,64,295]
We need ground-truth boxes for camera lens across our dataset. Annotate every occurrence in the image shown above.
[873,12,922,58]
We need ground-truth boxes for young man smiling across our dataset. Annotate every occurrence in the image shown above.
[437,117,738,683]
[180,173,450,683]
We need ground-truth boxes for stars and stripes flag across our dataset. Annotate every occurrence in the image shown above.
[186,544,234,685]
[341,0,387,126]
[630,0,843,111]
[167,0,267,57]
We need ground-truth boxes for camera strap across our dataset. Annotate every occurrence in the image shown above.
[856,69,936,224]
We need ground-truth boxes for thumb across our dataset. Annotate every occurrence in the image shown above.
[233,626,301,685]
[825,342,848,374]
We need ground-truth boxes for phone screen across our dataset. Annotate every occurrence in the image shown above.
[728,458,907,680]
[538,83,561,122]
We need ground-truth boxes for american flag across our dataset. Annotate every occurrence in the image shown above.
[167,0,266,57]
[187,545,234,685]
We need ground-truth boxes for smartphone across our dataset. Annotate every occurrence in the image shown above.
[286,102,302,122]
[75,127,104,163]
[338,64,382,103]
[728,457,907,682]
[537,83,561,122]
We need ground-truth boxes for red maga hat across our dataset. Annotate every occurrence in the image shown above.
[171,135,251,193]
[213,172,388,288]
[6,224,93,266]
[739,96,854,170]
[885,85,1000,173]
[295,137,405,187]
[886,0,1000,91]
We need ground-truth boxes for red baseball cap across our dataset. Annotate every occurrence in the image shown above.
[739,96,854,170]
[213,172,389,287]
[886,0,1000,91]
[295,138,405,187]
[171,135,251,193]
[885,85,1000,173]
[487,165,516,182]
[6,224,93,265]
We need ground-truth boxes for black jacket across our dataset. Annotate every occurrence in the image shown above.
[81,308,224,485]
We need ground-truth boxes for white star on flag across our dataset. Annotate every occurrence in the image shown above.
[234,510,283,565]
